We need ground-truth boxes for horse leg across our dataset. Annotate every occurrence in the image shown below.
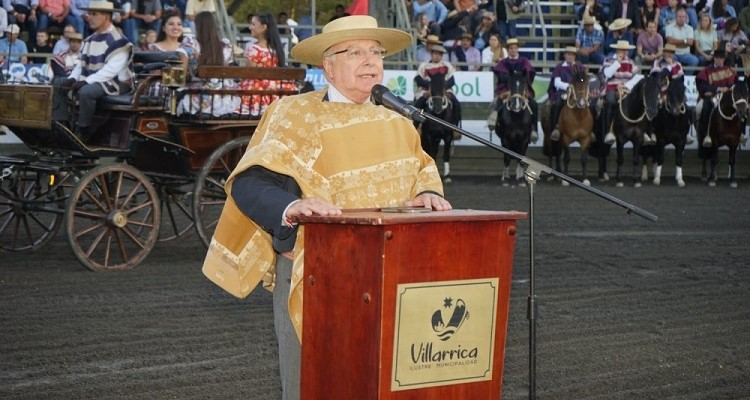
[516,162,526,187]
[674,141,686,187]
[501,154,511,186]
[632,140,643,188]
[653,142,665,186]
[580,144,591,186]
[728,146,738,188]
[562,146,571,186]
[708,147,719,187]
[615,139,625,187]
[442,130,453,183]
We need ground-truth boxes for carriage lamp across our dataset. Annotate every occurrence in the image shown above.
[162,59,186,88]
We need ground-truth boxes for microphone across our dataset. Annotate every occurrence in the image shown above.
[32,69,50,83]
[371,84,425,123]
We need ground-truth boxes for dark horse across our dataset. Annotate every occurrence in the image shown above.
[543,65,594,185]
[495,69,533,186]
[645,75,691,187]
[701,80,748,187]
[610,71,666,187]
[416,72,461,183]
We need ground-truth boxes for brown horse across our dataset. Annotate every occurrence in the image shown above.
[553,66,594,186]
[703,81,748,188]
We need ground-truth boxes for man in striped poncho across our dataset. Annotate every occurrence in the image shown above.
[52,0,133,141]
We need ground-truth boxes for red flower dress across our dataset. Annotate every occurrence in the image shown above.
[238,44,297,117]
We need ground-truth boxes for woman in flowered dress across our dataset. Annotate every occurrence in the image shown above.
[238,12,296,117]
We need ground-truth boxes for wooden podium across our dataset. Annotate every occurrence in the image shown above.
[300,209,527,400]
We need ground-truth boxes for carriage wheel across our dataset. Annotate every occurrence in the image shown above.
[155,179,195,242]
[0,167,64,252]
[65,164,160,271]
[193,136,250,248]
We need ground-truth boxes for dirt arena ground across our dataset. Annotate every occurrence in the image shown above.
[1,150,749,399]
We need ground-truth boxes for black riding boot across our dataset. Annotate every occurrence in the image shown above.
[549,100,563,140]
[530,99,539,142]
[603,101,616,144]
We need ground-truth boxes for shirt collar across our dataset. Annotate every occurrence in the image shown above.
[327,84,358,104]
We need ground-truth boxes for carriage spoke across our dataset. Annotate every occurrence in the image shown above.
[83,224,109,258]
[74,221,106,240]
[103,231,113,268]
[119,180,144,211]
[124,199,156,215]
[27,212,55,234]
[121,225,147,251]
[112,171,125,209]
[113,229,129,266]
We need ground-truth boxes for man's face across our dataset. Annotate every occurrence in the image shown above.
[323,39,385,104]
[69,39,82,52]
[63,27,76,38]
[584,23,594,33]
[88,11,110,31]
[664,51,674,61]
[508,44,519,58]
[460,37,472,49]
[647,21,657,34]
[430,50,443,62]
[676,10,687,26]
[6,32,18,43]
[564,51,576,63]
[715,56,725,66]
[37,32,49,45]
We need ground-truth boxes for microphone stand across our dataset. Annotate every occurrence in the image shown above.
[414,109,657,400]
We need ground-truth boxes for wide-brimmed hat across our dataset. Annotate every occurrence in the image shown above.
[582,15,597,25]
[610,40,635,50]
[290,15,411,66]
[663,43,677,53]
[506,38,522,47]
[424,34,442,46]
[430,45,447,54]
[5,24,20,35]
[609,18,632,31]
[67,32,84,41]
[563,46,578,54]
[81,1,122,13]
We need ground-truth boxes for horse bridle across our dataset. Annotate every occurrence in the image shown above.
[618,80,658,123]
[427,94,450,114]
[565,81,589,109]
[716,84,748,120]
[662,79,687,115]
[504,92,532,113]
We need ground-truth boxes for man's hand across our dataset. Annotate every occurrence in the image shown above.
[72,80,87,92]
[405,192,452,211]
[284,198,342,224]
[62,77,76,88]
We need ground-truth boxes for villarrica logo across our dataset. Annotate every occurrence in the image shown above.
[431,297,469,341]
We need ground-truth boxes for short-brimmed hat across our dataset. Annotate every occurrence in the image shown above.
[460,32,473,41]
[582,15,597,25]
[291,15,411,66]
[563,46,578,54]
[430,45,447,54]
[609,18,632,31]
[67,32,83,41]
[610,40,635,50]
[81,1,122,13]
[506,38,522,47]
[663,43,677,53]
[5,24,20,35]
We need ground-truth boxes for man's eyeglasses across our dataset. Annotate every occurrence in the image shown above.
[326,47,387,61]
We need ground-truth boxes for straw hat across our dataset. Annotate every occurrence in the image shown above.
[564,46,578,54]
[460,32,473,41]
[506,38,522,47]
[609,18,632,31]
[67,32,84,41]
[5,24,20,35]
[430,45,447,54]
[610,40,635,50]
[80,1,122,13]
[663,43,677,53]
[424,34,442,46]
[582,15,597,25]
[290,15,411,66]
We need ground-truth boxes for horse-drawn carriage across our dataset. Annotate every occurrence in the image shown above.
[0,52,306,271]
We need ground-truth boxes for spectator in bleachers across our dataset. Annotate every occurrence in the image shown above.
[450,31,481,70]
[328,4,350,22]
[51,22,72,52]
[712,0,737,29]
[0,24,28,64]
[604,17,636,57]
[636,20,664,65]
[608,0,642,33]
[184,0,214,22]
[295,10,319,42]
[682,0,699,28]
[495,0,524,41]
[493,38,539,141]
[481,32,507,69]
[125,0,162,46]
[578,0,608,31]
[38,0,70,32]
[5,0,39,42]
[139,27,154,50]
[50,30,80,76]
[67,0,88,37]
[641,0,661,29]
[415,12,432,43]
[0,8,7,38]
[695,13,718,65]
[576,15,606,64]
[600,39,639,144]
[665,8,699,67]
[740,4,750,35]
[473,10,498,50]
[659,0,679,34]
[441,8,472,47]
[719,18,748,67]
[276,11,288,35]
[27,28,51,63]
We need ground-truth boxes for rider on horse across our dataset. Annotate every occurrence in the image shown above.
[695,49,737,148]
[414,44,461,121]
[601,39,641,145]
[649,43,690,144]
[547,46,588,141]
[492,38,539,142]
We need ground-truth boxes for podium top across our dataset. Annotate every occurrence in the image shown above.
[298,209,527,225]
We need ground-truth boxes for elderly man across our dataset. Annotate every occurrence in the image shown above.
[493,37,539,142]
[201,15,451,400]
[52,0,133,141]
[0,24,28,66]
[576,15,605,65]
